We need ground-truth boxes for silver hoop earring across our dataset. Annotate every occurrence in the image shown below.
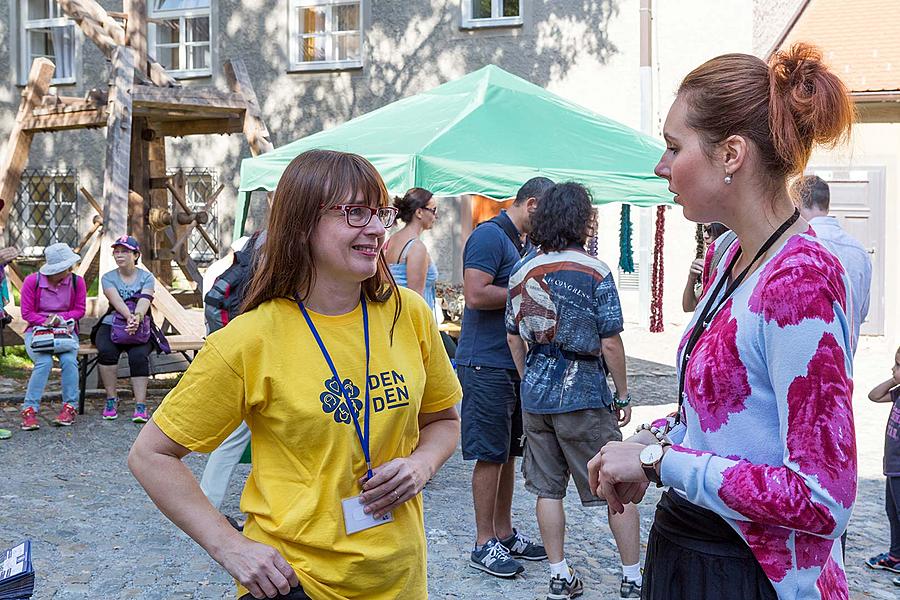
[724,174,733,185]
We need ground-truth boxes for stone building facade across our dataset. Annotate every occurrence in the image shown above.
[10,1,861,334]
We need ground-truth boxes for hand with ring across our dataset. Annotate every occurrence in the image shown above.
[357,457,430,519]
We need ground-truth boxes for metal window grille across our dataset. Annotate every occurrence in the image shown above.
[168,167,219,265]
[7,168,80,256]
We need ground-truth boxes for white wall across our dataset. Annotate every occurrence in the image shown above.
[809,121,900,342]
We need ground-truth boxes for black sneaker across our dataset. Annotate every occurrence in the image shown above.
[500,528,548,561]
[893,575,900,587]
[865,552,900,573]
[225,515,245,532]
[620,577,642,598]
[547,567,584,599]
[469,538,524,578]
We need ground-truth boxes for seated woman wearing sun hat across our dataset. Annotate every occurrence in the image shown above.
[19,242,86,430]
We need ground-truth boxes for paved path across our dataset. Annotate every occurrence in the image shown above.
[1,330,897,599]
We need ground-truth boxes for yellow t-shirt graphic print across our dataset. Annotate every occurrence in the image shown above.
[152,288,461,600]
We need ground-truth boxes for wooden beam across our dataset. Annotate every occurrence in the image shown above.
[125,0,149,78]
[164,175,219,255]
[40,94,87,107]
[169,170,190,265]
[99,46,136,278]
[3,264,24,294]
[150,278,205,340]
[75,228,102,277]
[31,100,104,116]
[129,117,151,251]
[74,220,102,253]
[0,58,55,230]
[21,110,109,133]
[80,186,104,217]
[132,86,248,111]
[163,227,204,288]
[133,107,244,122]
[57,0,178,87]
[224,59,275,156]
[128,190,146,244]
[150,118,244,138]
[147,137,173,285]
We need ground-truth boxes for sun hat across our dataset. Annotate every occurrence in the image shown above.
[112,235,141,254]
[39,243,81,276]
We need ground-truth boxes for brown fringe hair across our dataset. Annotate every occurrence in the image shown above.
[241,149,400,329]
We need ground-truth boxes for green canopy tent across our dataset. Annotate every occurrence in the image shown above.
[235,64,672,238]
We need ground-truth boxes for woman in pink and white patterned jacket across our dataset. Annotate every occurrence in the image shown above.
[588,44,857,600]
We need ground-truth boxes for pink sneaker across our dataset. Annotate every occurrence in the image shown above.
[21,407,40,431]
[132,403,150,423]
[53,403,77,426]
[102,398,118,420]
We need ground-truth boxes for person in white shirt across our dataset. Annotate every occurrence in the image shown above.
[797,175,872,354]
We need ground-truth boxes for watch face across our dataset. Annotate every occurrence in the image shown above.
[640,444,664,466]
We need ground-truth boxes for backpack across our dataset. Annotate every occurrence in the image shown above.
[204,232,261,334]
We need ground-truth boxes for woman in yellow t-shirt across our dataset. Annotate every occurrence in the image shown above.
[129,150,462,600]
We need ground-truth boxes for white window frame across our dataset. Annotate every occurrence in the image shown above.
[288,0,363,72]
[461,0,523,29]
[148,1,212,78]
[18,1,78,85]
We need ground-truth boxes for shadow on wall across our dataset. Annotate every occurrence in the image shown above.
[166,0,621,247]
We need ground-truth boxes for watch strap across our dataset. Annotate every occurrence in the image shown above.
[642,442,671,488]
[643,463,662,487]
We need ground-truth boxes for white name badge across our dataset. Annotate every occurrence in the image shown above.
[342,496,393,535]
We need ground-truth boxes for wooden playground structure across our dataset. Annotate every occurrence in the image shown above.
[0,0,274,346]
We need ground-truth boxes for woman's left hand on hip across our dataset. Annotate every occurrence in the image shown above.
[358,457,428,519]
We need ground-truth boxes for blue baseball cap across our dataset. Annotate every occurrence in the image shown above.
[112,235,141,253]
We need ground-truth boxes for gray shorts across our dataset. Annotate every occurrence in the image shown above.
[522,407,622,506]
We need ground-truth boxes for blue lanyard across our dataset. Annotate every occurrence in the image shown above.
[297,295,373,481]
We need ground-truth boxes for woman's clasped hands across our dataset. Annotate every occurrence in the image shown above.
[125,312,141,335]
[587,440,653,514]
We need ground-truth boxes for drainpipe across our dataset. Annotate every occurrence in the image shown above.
[638,0,653,327]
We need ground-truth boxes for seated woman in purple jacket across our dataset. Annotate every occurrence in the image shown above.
[19,243,86,431]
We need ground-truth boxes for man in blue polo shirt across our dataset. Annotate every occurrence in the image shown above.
[458,177,554,578]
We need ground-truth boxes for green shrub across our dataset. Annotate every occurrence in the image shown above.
[0,345,32,379]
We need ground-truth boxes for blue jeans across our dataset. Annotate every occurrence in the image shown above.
[23,330,80,411]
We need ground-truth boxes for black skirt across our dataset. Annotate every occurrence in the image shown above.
[642,489,777,600]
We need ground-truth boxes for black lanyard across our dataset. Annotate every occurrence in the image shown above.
[676,208,800,423]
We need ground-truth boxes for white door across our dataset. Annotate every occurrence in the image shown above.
[808,167,885,336]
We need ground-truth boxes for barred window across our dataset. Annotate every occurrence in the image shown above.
[169,168,220,265]
[8,168,80,257]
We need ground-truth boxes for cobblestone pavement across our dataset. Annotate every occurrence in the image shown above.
[0,330,897,599]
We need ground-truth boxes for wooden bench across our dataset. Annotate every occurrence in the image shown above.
[77,335,205,414]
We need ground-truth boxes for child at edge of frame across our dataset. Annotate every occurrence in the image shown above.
[863,345,900,589]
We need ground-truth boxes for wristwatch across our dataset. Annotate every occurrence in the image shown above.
[639,442,671,487]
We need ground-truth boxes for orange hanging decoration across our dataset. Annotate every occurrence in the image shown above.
[650,205,666,332]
